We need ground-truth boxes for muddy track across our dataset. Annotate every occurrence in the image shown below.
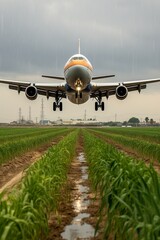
[0,137,62,192]
[90,131,160,173]
[47,135,103,240]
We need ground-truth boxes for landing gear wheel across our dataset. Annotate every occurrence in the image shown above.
[101,102,105,111]
[95,101,105,111]
[95,102,98,111]
[53,102,56,111]
[60,102,63,111]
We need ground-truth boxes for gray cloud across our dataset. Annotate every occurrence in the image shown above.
[0,0,160,122]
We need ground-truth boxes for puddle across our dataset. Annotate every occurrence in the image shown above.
[61,152,95,240]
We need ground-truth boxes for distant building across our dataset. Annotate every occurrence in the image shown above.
[39,120,52,125]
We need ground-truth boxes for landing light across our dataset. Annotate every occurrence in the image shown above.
[76,86,81,91]
[75,78,83,91]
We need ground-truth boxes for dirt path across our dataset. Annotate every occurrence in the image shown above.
[91,131,160,173]
[0,138,61,193]
[47,136,103,240]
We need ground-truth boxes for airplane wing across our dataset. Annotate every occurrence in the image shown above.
[0,78,31,87]
[35,82,66,98]
[0,78,66,98]
[90,78,160,98]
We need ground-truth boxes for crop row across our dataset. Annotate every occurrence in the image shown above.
[90,128,160,163]
[0,128,70,165]
[93,127,160,144]
[0,128,56,144]
[0,130,78,240]
[83,130,160,240]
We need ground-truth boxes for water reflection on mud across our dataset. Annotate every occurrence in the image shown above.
[61,152,95,240]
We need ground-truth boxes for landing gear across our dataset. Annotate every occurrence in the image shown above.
[75,91,82,98]
[95,102,98,111]
[53,102,56,111]
[53,92,63,111]
[95,101,105,111]
[95,92,105,111]
[53,101,63,111]
[101,101,104,111]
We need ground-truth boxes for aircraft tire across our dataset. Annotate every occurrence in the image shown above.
[53,102,56,111]
[60,102,63,111]
[95,102,98,111]
[101,102,105,111]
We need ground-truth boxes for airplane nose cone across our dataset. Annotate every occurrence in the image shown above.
[65,65,92,90]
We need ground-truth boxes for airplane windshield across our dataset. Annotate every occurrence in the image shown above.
[72,57,85,60]
[67,54,90,64]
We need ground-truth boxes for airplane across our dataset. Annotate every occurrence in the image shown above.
[0,40,160,111]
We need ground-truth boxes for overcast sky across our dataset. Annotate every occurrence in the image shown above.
[0,0,160,123]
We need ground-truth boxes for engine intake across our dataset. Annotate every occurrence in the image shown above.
[116,85,128,100]
[25,85,38,100]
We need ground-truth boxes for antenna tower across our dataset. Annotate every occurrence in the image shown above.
[84,109,86,121]
[29,106,31,122]
[19,107,22,124]
[40,99,44,124]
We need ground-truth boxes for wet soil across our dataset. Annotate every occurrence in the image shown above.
[0,132,107,239]
[47,137,104,240]
[0,138,61,192]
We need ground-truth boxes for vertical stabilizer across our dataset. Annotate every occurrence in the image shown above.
[78,38,81,54]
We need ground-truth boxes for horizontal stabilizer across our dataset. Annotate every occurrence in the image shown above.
[92,75,115,80]
[42,75,65,80]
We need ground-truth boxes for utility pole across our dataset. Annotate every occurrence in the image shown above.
[115,113,117,122]
[29,106,31,122]
[84,109,86,121]
[19,107,22,124]
[40,99,44,125]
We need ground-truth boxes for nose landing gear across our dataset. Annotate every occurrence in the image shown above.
[75,91,82,99]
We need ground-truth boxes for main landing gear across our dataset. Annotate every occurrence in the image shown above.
[95,92,105,111]
[53,92,63,111]
[53,101,63,111]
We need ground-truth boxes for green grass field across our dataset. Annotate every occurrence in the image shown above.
[0,127,160,239]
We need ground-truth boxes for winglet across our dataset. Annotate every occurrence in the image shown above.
[78,38,81,54]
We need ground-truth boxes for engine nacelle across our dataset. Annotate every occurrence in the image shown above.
[25,85,38,100]
[116,85,128,100]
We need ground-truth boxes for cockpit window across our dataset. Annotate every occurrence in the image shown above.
[72,56,84,60]
[66,54,90,65]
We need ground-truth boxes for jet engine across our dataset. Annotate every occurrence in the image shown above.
[25,85,38,100]
[116,85,128,100]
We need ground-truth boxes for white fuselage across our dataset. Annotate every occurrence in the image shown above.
[64,54,93,104]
